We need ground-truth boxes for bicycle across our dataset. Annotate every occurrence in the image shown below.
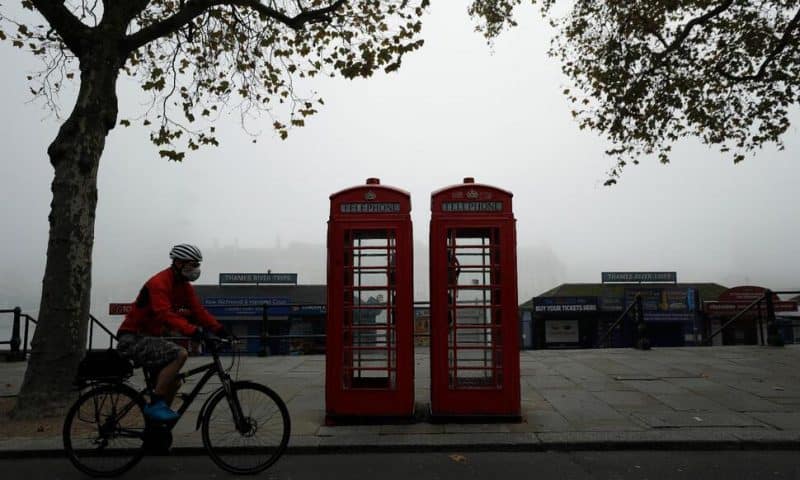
[63,334,291,477]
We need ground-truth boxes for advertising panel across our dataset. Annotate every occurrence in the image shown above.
[545,320,579,344]
[599,297,624,312]
[624,287,698,322]
[414,308,430,346]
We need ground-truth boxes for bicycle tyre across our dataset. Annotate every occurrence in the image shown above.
[201,381,290,474]
[63,383,147,477]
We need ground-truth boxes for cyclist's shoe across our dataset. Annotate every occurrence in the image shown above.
[143,400,179,422]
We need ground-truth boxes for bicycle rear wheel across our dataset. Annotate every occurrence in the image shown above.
[63,383,147,477]
[201,381,290,474]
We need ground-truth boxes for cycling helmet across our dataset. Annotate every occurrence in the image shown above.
[169,244,203,262]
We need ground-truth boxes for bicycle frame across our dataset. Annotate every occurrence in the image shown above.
[166,340,247,432]
[90,338,247,437]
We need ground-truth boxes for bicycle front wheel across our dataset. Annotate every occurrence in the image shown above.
[201,381,290,474]
[63,383,147,477]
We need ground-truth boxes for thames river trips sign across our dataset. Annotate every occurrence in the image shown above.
[219,273,298,284]
[602,272,677,283]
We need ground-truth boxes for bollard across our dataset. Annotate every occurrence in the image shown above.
[634,295,651,350]
[258,304,269,357]
[9,307,22,361]
[765,291,784,347]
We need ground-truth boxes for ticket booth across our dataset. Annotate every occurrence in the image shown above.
[326,178,415,421]
[429,178,520,419]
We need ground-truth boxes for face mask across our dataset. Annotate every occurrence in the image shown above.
[181,266,201,282]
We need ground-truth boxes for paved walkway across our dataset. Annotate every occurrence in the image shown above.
[3,345,800,454]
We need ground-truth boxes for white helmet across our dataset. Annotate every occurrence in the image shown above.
[169,244,203,262]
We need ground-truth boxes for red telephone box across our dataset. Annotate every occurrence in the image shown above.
[326,178,415,421]
[429,178,520,419]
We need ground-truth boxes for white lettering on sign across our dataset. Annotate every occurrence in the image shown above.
[218,273,297,284]
[602,272,677,283]
[535,304,597,313]
[441,201,503,212]
[340,203,401,213]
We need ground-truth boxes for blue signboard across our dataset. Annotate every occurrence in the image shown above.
[219,273,298,284]
[602,272,677,283]
[203,297,289,317]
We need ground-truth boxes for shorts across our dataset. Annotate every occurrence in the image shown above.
[117,333,183,370]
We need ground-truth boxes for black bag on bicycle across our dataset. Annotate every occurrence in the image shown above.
[74,348,134,386]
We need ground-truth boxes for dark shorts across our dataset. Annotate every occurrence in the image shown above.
[117,333,183,370]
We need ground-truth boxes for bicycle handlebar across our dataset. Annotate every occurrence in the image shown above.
[202,333,241,347]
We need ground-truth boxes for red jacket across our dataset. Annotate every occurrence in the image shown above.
[118,267,221,336]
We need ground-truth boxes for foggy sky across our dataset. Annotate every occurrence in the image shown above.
[0,2,798,327]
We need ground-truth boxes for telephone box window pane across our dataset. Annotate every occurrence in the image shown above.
[342,229,397,390]
[447,228,502,389]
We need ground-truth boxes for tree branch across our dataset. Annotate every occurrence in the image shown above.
[630,1,736,91]
[124,0,345,53]
[653,0,735,61]
[31,0,93,55]
[717,7,800,83]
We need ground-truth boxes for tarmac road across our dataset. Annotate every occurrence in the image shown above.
[2,451,800,479]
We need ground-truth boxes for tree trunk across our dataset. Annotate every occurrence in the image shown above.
[13,49,121,418]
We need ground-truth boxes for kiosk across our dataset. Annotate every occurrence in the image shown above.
[429,178,520,419]
[325,178,414,421]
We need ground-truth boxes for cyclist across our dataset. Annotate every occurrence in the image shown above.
[117,243,229,422]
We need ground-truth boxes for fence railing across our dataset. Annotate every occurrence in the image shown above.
[88,313,117,350]
[596,294,650,350]
[1,307,37,361]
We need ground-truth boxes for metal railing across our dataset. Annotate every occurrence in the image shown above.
[1,307,37,361]
[705,289,800,347]
[596,294,650,350]
[2,309,115,360]
[88,314,117,350]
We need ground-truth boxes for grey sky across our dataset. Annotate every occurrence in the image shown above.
[0,2,798,327]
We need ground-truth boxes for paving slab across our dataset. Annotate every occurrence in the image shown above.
[537,389,645,431]
[747,412,800,431]
[589,390,666,410]
[646,392,731,412]
[524,411,571,432]
[631,411,765,428]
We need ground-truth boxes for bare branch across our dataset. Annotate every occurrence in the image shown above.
[124,0,345,53]
[31,0,92,55]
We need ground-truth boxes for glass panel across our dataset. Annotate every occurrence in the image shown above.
[342,229,397,389]
[447,228,502,389]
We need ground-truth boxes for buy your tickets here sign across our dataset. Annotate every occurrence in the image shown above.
[533,297,598,313]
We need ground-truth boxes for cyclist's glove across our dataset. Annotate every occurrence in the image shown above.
[215,325,233,339]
